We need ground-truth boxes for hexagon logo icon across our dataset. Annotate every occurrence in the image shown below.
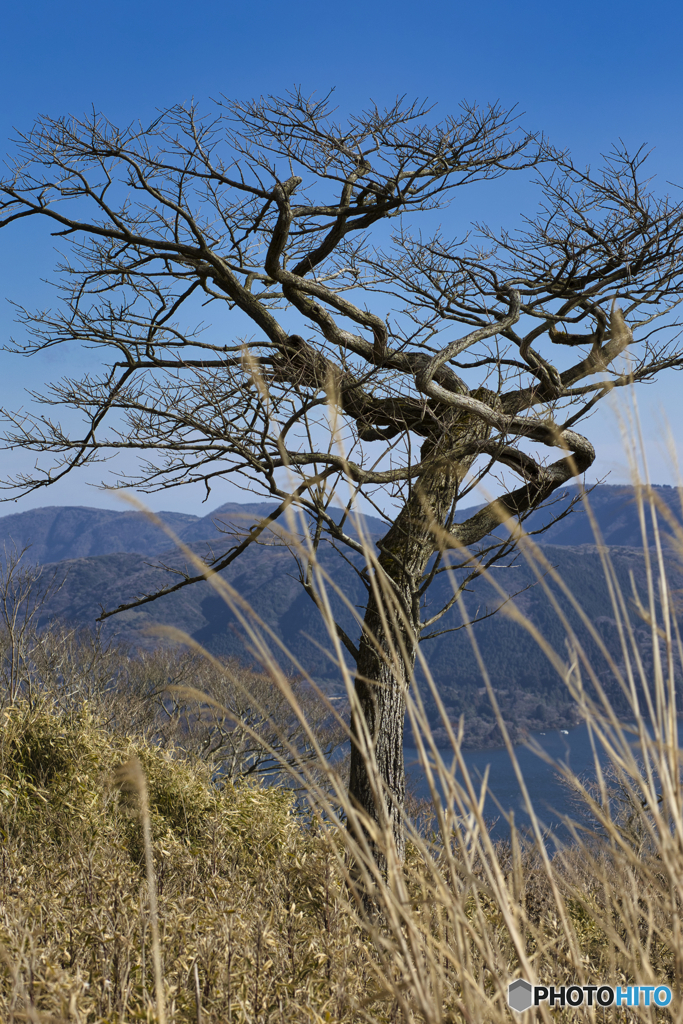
[508,979,533,1013]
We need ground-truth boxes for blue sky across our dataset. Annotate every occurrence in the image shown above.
[1,0,682,513]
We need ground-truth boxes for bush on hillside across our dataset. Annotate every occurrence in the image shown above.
[0,699,379,1023]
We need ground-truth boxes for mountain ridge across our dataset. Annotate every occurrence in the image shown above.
[1,483,678,565]
[2,484,680,749]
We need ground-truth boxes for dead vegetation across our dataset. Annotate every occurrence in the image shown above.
[0,697,378,1023]
[1,481,683,1022]
[0,691,680,1024]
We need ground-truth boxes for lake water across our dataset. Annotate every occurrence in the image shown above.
[404,720,683,843]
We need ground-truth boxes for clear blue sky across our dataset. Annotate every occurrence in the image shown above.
[1,0,682,513]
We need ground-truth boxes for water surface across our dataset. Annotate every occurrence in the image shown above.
[405,720,683,842]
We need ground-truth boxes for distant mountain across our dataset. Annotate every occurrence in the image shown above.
[510,483,681,547]
[1,485,680,749]
[0,500,387,563]
[0,484,676,564]
[0,501,276,562]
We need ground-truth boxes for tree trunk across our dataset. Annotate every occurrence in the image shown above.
[348,395,495,866]
[349,581,415,866]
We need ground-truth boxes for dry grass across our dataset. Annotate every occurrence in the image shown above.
[1,480,683,1022]
[0,699,380,1023]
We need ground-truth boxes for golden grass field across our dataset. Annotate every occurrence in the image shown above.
[1,482,682,1023]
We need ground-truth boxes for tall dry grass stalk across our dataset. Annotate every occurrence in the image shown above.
[115,755,167,1024]
[1,466,683,1020]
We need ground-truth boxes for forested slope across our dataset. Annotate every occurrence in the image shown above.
[2,485,680,748]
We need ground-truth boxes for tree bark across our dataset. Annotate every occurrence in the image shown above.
[348,396,495,864]
[349,579,414,866]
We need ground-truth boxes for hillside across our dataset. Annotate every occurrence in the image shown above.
[2,484,678,561]
[0,699,381,1023]
[2,695,674,1024]
[1,484,680,748]
[0,500,286,562]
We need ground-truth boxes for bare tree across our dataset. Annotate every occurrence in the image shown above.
[160,656,347,787]
[2,91,683,857]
